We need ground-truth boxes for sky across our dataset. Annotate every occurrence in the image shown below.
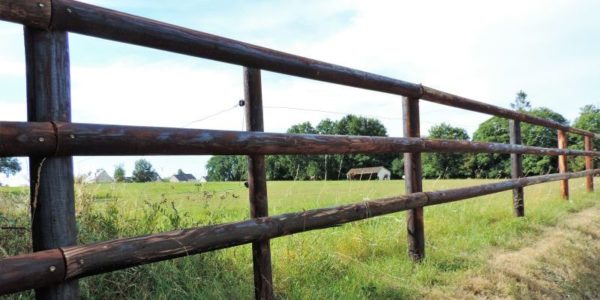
[1,0,599,185]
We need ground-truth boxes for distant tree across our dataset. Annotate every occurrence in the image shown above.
[281,121,321,180]
[422,123,470,179]
[468,106,568,177]
[469,90,531,178]
[316,118,337,135]
[288,121,317,135]
[390,157,404,178]
[570,105,600,169]
[113,164,126,182]
[316,119,339,180]
[0,158,21,177]
[209,115,397,181]
[520,107,568,175]
[132,159,159,182]
[467,117,510,178]
[510,90,531,111]
[334,115,395,178]
[206,156,247,181]
[335,114,387,136]
[177,169,185,176]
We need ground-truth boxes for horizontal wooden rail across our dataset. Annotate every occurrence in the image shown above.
[1,169,598,295]
[1,122,599,158]
[0,0,596,138]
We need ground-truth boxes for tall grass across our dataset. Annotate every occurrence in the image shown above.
[0,178,598,299]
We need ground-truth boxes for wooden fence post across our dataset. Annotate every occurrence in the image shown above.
[244,67,274,300]
[403,96,424,261]
[509,120,524,216]
[25,28,80,298]
[584,136,594,192]
[557,130,569,199]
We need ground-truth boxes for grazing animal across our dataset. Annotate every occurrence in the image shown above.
[244,181,249,188]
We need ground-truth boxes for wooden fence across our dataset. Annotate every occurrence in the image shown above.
[0,1,598,298]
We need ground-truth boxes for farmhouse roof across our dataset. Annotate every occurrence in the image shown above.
[84,169,114,183]
[172,173,196,181]
[346,166,389,175]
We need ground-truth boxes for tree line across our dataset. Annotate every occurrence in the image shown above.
[206,93,600,181]
[206,114,401,181]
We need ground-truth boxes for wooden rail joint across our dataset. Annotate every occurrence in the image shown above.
[0,0,51,28]
[0,249,67,295]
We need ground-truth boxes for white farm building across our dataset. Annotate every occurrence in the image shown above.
[83,169,114,184]
[169,173,197,183]
[346,166,391,180]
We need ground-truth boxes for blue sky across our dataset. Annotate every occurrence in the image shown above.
[1,0,599,185]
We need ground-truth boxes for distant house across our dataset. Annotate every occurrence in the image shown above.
[84,169,114,184]
[346,166,391,180]
[169,173,197,182]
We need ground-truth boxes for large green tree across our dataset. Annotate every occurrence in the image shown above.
[422,123,470,179]
[467,116,510,178]
[206,155,247,181]
[468,91,569,178]
[510,90,531,111]
[468,107,568,177]
[263,115,395,181]
[570,105,600,169]
[206,115,398,181]
[132,159,159,182]
[333,115,395,179]
[0,158,21,177]
[520,107,567,175]
[113,164,126,182]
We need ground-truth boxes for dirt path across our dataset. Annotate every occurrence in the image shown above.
[427,204,600,299]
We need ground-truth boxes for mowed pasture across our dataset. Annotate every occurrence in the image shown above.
[1,178,599,299]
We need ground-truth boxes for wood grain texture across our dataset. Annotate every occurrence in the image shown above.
[2,121,600,158]
[509,120,524,217]
[584,136,594,192]
[25,27,79,299]
[244,68,274,300]
[403,97,425,261]
[0,122,56,155]
[0,0,51,28]
[0,249,65,295]
[557,130,569,200]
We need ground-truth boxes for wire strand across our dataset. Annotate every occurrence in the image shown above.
[181,104,239,128]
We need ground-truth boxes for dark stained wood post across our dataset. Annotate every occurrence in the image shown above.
[509,120,524,216]
[403,96,424,261]
[244,67,274,300]
[24,28,79,298]
[557,129,569,200]
[584,136,594,192]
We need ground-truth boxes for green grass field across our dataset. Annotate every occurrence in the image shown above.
[1,178,598,299]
